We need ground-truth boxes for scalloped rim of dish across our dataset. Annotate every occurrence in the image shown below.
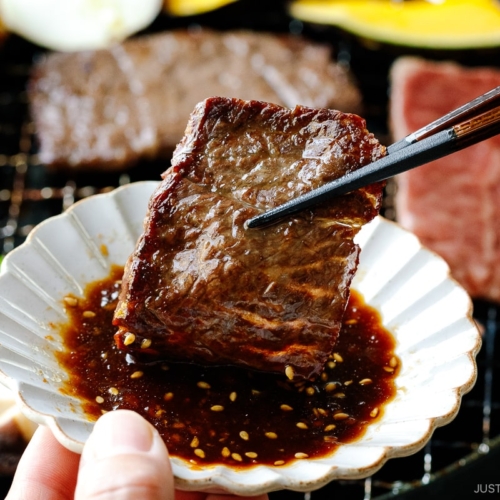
[0,181,481,495]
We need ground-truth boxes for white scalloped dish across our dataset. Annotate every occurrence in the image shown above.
[0,181,481,495]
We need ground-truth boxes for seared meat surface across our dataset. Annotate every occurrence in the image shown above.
[114,97,384,379]
[29,29,361,171]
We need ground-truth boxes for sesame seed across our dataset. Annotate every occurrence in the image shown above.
[124,333,136,346]
[211,405,224,412]
[95,396,104,404]
[197,381,211,389]
[280,404,293,411]
[295,452,309,459]
[285,365,294,380]
[333,392,346,398]
[63,296,78,307]
[324,424,336,432]
[251,389,261,395]
[155,409,165,417]
[333,353,343,363]
[164,392,174,401]
[344,319,357,325]
[221,447,230,457]
[320,372,328,382]
[83,310,96,318]
[389,356,398,368]
[306,387,316,396]
[344,380,353,386]
[296,422,308,429]
[190,436,199,448]
[240,431,249,440]
[108,387,119,396]
[101,352,108,360]
[229,392,237,401]
[232,453,243,462]
[359,378,373,385]
[141,338,152,349]
[383,366,395,373]
[370,408,379,418]
[101,409,107,415]
[274,460,285,466]
[317,408,327,416]
[194,449,205,458]
[327,361,336,369]
[130,371,143,379]
[265,432,278,439]
[245,452,258,458]
[325,382,337,392]
[333,412,349,420]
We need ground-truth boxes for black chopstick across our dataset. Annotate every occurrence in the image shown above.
[246,104,500,229]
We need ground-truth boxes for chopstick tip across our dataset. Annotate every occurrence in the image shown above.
[244,216,260,229]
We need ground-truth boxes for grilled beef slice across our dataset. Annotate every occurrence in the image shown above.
[113,97,385,379]
[29,29,361,171]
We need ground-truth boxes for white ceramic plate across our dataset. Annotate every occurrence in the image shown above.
[0,181,481,495]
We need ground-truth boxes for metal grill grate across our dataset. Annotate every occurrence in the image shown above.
[0,27,499,500]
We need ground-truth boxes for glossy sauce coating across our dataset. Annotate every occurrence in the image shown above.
[114,98,385,380]
[57,266,398,467]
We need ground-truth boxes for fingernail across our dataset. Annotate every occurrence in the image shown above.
[87,410,155,460]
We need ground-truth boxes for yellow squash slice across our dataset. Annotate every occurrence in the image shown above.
[164,0,236,16]
[290,0,500,49]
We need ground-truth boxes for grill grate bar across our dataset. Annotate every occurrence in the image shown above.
[480,305,497,452]
[2,127,30,253]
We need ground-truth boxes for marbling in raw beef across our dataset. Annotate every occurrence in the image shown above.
[391,56,500,302]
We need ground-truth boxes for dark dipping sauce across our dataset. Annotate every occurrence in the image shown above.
[57,265,398,468]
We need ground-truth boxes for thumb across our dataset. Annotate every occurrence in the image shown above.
[75,409,173,500]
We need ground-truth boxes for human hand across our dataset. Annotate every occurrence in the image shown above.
[6,409,270,500]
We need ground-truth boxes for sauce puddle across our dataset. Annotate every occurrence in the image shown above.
[57,265,398,467]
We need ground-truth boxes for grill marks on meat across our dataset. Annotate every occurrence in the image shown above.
[391,57,500,303]
[29,29,361,171]
[113,98,384,379]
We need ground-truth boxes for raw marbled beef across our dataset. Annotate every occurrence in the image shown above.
[391,57,500,303]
